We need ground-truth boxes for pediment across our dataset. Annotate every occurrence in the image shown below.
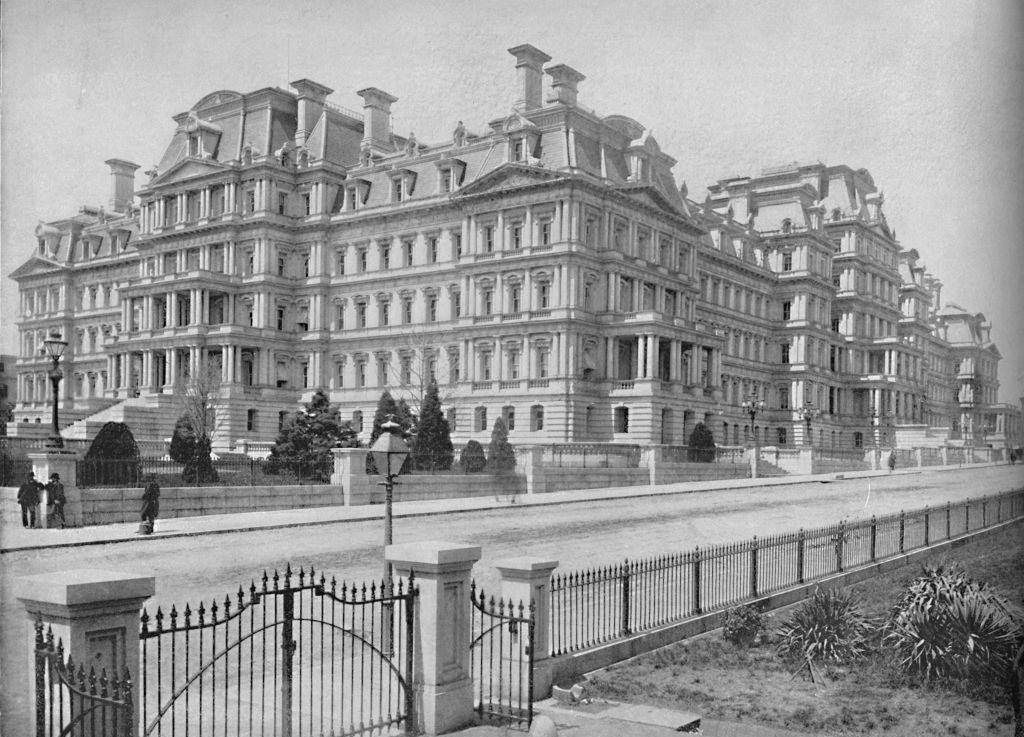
[453,163,563,198]
[149,157,229,187]
[614,183,682,217]
[9,256,67,280]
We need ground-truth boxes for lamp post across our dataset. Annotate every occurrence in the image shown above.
[369,417,410,585]
[798,401,819,447]
[741,396,765,478]
[42,332,68,449]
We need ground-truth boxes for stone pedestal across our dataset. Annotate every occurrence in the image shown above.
[331,447,374,505]
[495,557,559,698]
[27,450,82,528]
[386,541,481,736]
[16,569,155,733]
[516,447,544,494]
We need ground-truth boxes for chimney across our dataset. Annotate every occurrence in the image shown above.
[291,79,334,148]
[508,44,551,111]
[104,159,140,213]
[546,64,585,107]
[356,87,398,154]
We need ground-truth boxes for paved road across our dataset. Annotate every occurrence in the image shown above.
[2,465,1022,731]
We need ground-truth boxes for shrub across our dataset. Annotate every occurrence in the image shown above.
[169,414,218,484]
[723,604,767,648]
[883,563,1021,686]
[487,418,516,472]
[460,440,487,473]
[267,390,359,482]
[82,421,142,486]
[776,588,874,664]
[412,381,453,471]
[687,422,716,462]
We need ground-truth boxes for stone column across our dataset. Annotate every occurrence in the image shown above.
[16,570,155,733]
[385,541,481,736]
[495,557,559,698]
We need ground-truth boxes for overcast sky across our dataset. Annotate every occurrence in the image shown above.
[2,0,1022,402]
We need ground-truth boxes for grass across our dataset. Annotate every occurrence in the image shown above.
[586,523,1024,736]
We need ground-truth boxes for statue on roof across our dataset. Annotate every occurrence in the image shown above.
[453,120,467,147]
[404,133,419,157]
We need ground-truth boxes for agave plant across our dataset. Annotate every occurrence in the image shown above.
[884,563,1022,685]
[776,588,875,664]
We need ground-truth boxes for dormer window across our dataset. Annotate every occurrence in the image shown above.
[389,170,417,203]
[392,178,404,202]
[435,158,466,193]
[781,218,793,233]
[343,179,371,212]
[512,138,525,162]
[188,135,200,157]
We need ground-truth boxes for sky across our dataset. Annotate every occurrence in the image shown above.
[2,0,1022,402]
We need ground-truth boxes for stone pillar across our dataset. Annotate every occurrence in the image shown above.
[28,450,83,528]
[16,569,155,733]
[331,447,374,505]
[495,557,559,698]
[385,541,481,736]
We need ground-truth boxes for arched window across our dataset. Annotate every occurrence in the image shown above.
[781,218,792,234]
[502,405,516,431]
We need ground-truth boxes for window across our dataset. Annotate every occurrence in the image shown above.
[777,427,788,444]
[356,302,367,328]
[400,357,412,385]
[510,223,523,250]
[336,362,344,387]
[453,292,461,317]
[278,193,288,215]
[402,297,413,324]
[356,361,366,387]
[537,348,549,378]
[392,178,404,202]
[353,410,364,433]
[782,301,792,320]
[483,225,494,253]
[279,411,289,431]
[510,285,521,313]
[614,407,629,433]
[502,405,515,431]
[538,283,550,309]
[427,295,438,322]
[426,356,437,383]
[512,138,524,162]
[779,387,790,409]
[381,244,390,270]
[475,406,488,432]
[276,306,286,330]
[346,187,358,211]
[447,407,457,432]
[428,237,439,263]
[531,405,544,431]
[540,219,552,246]
[781,343,790,363]
[452,232,462,258]
[245,190,256,214]
[378,357,390,386]
[782,252,793,271]
[335,250,346,275]
[403,240,414,267]
[853,432,864,448]
[482,289,493,316]
[335,304,344,330]
[302,193,311,216]
[379,301,390,326]
[508,349,520,379]
[480,353,492,380]
[277,254,287,276]
[358,249,367,272]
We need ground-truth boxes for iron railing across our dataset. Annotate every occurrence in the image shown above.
[541,444,642,468]
[139,565,416,737]
[33,619,133,737]
[76,457,330,488]
[812,447,870,462]
[550,488,1024,656]
[661,445,745,464]
[469,581,535,729]
[1,455,34,486]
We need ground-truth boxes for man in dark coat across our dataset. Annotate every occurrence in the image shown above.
[17,472,42,528]
[45,473,67,529]
[140,475,160,534]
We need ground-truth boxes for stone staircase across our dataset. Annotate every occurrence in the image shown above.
[61,395,177,455]
[755,459,788,477]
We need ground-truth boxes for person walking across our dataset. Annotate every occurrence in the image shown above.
[17,472,42,528]
[139,474,160,534]
[887,449,897,472]
[45,473,67,529]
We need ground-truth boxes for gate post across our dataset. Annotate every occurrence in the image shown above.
[495,557,559,699]
[16,569,155,734]
[386,540,481,736]
[27,450,82,528]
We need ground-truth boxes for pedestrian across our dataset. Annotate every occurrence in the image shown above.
[45,473,67,529]
[17,472,42,528]
[887,449,897,472]
[139,474,160,534]
[1009,449,1017,466]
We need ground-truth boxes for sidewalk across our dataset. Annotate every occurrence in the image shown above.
[450,698,811,736]
[0,463,996,554]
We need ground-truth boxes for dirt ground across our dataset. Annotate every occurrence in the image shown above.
[588,522,1024,736]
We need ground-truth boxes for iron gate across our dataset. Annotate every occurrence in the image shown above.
[469,581,534,729]
[139,565,416,737]
[34,619,133,737]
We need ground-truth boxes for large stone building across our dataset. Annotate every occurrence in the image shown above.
[8,45,1021,453]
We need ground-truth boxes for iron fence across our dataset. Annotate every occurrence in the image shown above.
[2,455,34,486]
[550,488,1024,656]
[812,447,869,462]
[33,618,133,737]
[139,565,416,737]
[540,444,641,468]
[469,581,534,729]
[76,457,329,488]
[661,445,745,464]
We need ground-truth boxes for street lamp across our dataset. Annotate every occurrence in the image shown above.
[741,396,765,479]
[797,401,819,446]
[370,416,410,584]
[42,332,68,449]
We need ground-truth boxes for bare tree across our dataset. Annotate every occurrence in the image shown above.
[384,330,463,421]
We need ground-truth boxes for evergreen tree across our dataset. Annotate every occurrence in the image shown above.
[688,422,717,462]
[267,389,359,481]
[487,417,516,472]
[169,414,218,483]
[369,391,401,447]
[83,421,142,486]
[460,439,487,473]
[412,380,453,470]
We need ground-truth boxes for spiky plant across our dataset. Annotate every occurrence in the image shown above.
[776,588,875,664]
